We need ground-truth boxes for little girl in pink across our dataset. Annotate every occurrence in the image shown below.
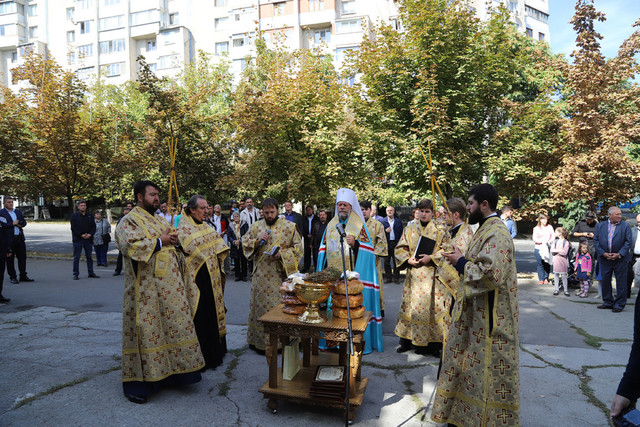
[575,241,592,298]
[550,227,571,296]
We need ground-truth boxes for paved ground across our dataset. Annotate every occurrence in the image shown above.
[0,224,635,426]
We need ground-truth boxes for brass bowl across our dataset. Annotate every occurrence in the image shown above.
[295,282,332,323]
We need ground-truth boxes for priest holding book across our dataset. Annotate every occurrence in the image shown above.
[394,198,446,356]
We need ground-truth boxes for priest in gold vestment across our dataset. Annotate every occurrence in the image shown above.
[178,195,229,371]
[434,184,519,426]
[116,181,204,404]
[394,198,445,356]
[242,198,302,353]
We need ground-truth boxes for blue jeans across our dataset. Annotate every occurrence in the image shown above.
[94,243,108,265]
[73,240,94,276]
[534,248,550,282]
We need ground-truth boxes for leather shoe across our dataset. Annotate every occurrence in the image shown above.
[124,392,147,404]
[0,296,10,303]
[612,308,623,313]
[396,344,412,353]
[88,273,100,278]
[73,275,79,280]
[20,276,34,282]
[113,271,121,276]
[597,304,612,309]
[10,278,18,284]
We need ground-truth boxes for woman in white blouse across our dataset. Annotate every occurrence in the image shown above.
[533,213,555,285]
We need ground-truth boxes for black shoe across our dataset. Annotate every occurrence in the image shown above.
[73,275,79,280]
[10,278,18,284]
[0,296,10,303]
[396,344,412,353]
[597,304,612,309]
[612,308,623,313]
[381,310,385,318]
[113,271,121,276]
[124,392,147,404]
[20,276,34,282]
[88,273,100,278]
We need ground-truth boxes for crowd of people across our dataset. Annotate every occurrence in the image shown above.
[1,183,639,425]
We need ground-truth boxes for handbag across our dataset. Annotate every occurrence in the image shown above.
[102,232,111,244]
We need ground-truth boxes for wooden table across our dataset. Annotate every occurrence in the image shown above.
[258,305,372,421]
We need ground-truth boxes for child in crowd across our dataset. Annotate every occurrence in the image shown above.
[550,227,571,296]
[575,241,592,298]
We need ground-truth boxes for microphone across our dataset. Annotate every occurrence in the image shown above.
[335,223,347,238]
[259,229,271,246]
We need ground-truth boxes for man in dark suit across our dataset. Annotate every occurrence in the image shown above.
[0,197,34,283]
[312,209,328,269]
[301,205,319,272]
[0,209,12,303]
[70,200,99,280]
[380,206,404,283]
[594,206,632,312]
[282,201,304,235]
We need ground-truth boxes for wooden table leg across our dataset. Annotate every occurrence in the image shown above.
[267,333,278,388]
[312,338,319,355]
[267,398,279,413]
[349,342,362,394]
[302,338,310,367]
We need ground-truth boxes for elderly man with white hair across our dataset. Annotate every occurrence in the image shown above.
[316,188,384,353]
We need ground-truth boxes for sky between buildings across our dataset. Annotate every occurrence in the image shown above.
[549,0,640,59]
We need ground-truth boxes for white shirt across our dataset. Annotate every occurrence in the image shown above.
[213,214,222,235]
[388,217,396,241]
[635,226,640,255]
[6,209,19,235]
[306,214,314,235]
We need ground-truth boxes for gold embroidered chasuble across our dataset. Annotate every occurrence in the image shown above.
[115,206,204,383]
[366,216,388,310]
[431,216,520,426]
[177,212,229,338]
[393,220,447,345]
[242,217,302,350]
[323,211,367,271]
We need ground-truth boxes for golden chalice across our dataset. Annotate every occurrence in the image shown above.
[295,282,332,323]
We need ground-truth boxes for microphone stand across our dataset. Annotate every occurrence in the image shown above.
[338,231,354,426]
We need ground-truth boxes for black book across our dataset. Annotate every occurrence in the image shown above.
[414,236,436,258]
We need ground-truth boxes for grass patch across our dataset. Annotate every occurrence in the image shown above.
[4,320,27,325]
[218,356,241,397]
[361,361,430,375]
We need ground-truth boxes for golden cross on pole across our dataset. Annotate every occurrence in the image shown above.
[166,136,181,223]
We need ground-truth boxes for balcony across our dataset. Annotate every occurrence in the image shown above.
[130,21,160,39]
[299,9,335,27]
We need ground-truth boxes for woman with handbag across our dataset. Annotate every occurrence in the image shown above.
[93,210,111,267]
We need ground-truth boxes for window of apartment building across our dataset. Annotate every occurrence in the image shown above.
[11,51,17,62]
[314,29,330,44]
[148,63,157,72]
[78,44,93,57]
[273,2,285,16]
[130,9,158,26]
[67,51,75,64]
[309,0,325,12]
[0,1,17,15]
[335,46,358,62]
[215,41,228,55]
[525,5,549,24]
[19,44,33,57]
[99,15,124,31]
[0,23,16,36]
[66,7,74,20]
[508,1,518,13]
[389,17,403,31]
[76,66,95,81]
[77,0,92,10]
[29,26,38,38]
[79,21,91,34]
[146,40,156,52]
[99,39,125,54]
[104,0,121,5]
[335,19,360,34]
[233,58,248,72]
[232,33,247,48]
[214,0,227,6]
[538,32,545,41]
[161,29,179,45]
[67,31,75,42]
[158,54,178,70]
[103,62,122,77]
[341,0,356,15]
[214,17,228,30]
[169,12,179,25]
[28,4,37,16]
[526,27,533,37]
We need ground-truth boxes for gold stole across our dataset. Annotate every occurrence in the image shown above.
[433,222,470,299]
[325,211,364,271]
[128,207,174,279]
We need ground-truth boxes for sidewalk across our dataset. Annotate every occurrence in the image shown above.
[0,268,635,426]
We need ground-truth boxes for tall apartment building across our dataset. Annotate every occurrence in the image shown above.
[0,0,549,90]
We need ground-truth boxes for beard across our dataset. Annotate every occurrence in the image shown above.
[338,211,349,221]
[468,206,483,225]
[265,216,278,226]
[143,200,158,215]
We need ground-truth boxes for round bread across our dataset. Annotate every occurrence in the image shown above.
[282,304,306,315]
[332,278,364,295]
[331,292,363,308]
[332,305,364,319]
[280,291,304,305]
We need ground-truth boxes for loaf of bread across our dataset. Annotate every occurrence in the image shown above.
[332,278,364,295]
[280,291,304,305]
[331,293,363,308]
[282,304,306,315]
[332,305,364,319]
